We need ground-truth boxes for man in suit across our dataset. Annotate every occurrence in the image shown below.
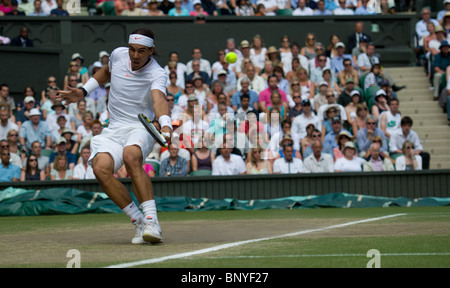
[347,21,371,54]
[10,26,33,47]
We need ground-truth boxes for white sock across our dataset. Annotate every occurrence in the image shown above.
[122,202,144,224]
[141,199,159,225]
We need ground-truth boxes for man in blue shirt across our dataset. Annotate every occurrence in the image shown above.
[0,150,20,182]
[19,108,52,152]
[231,76,259,112]
[315,0,333,14]
[331,42,354,74]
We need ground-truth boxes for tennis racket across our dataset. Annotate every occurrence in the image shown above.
[138,113,168,148]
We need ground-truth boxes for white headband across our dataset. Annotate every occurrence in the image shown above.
[129,34,154,48]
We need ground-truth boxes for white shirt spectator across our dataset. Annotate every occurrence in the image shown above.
[333,7,354,15]
[0,121,18,140]
[334,156,364,172]
[303,153,334,173]
[389,129,423,154]
[212,154,247,175]
[292,6,314,16]
[273,157,304,174]
[395,155,423,171]
[291,112,322,151]
[73,162,96,179]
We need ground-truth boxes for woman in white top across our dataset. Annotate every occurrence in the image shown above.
[334,141,364,172]
[249,34,267,74]
[395,140,422,171]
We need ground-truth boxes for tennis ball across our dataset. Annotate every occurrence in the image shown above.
[225,52,237,64]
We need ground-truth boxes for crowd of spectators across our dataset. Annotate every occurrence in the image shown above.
[414,1,450,126]
[0,13,431,182]
[0,0,415,17]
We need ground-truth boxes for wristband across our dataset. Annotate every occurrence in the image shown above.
[80,87,88,97]
[158,115,172,130]
[82,78,100,95]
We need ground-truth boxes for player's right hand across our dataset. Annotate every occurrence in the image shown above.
[56,86,84,106]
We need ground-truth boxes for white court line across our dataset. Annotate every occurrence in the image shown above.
[105,213,407,268]
[203,253,450,259]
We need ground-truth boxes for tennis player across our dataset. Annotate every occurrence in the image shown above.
[57,28,171,245]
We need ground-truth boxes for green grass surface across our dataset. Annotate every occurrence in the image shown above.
[1,207,449,268]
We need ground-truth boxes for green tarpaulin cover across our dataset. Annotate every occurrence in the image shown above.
[0,187,449,216]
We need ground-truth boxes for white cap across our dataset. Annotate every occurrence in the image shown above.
[193,0,201,5]
[56,137,67,145]
[335,42,345,48]
[92,61,102,69]
[218,69,227,76]
[99,51,110,58]
[24,96,35,103]
[29,108,41,116]
[350,90,360,96]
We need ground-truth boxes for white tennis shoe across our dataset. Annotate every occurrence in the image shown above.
[131,222,145,245]
[142,216,163,244]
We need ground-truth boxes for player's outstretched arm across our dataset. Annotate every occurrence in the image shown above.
[152,89,172,141]
[57,65,111,105]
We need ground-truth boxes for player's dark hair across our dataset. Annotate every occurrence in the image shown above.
[131,28,159,57]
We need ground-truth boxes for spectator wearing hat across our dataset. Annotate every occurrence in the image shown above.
[318,89,347,121]
[371,89,389,120]
[324,115,352,149]
[49,136,77,171]
[5,0,26,15]
[338,78,360,107]
[331,42,354,75]
[291,99,321,151]
[234,40,253,78]
[338,58,359,90]
[432,40,450,100]
[46,101,71,138]
[71,52,89,76]
[334,141,364,172]
[60,127,80,155]
[19,108,52,152]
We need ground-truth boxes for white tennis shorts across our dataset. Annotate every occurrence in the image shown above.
[88,126,155,172]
